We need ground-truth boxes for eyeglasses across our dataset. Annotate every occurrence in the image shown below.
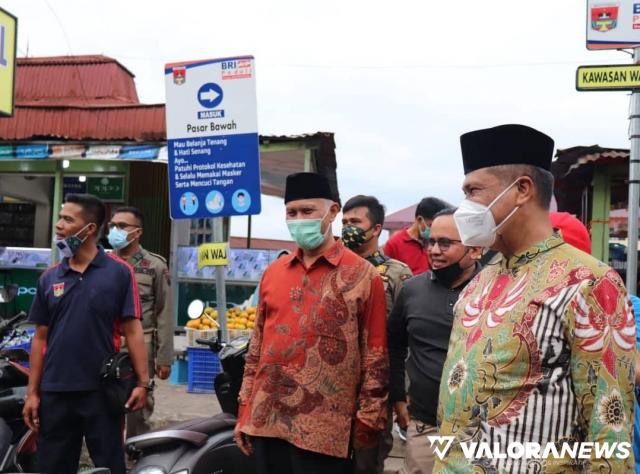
[427,238,462,251]
[108,222,141,231]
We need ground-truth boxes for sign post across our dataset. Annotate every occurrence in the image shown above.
[576,64,640,90]
[165,56,260,341]
[580,2,640,292]
[628,48,640,292]
[0,7,17,117]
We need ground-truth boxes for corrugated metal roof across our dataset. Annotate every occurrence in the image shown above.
[553,145,629,178]
[0,105,165,141]
[16,55,139,106]
[552,145,630,219]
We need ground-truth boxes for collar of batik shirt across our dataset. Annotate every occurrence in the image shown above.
[500,232,565,271]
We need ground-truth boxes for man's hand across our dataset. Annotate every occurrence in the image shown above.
[353,420,380,450]
[233,424,253,456]
[23,394,40,432]
[125,387,148,412]
[156,365,171,380]
[394,401,410,430]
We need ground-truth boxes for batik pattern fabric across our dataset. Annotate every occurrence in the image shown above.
[237,240,389,458]
[435,234,635,473]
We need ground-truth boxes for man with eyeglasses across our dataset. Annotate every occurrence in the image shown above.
[388,208,482,474]
[108,206,175,438]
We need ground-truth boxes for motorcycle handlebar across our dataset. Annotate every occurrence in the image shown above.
[0,311,28,332]
[195,337,216,347]
[195,331,224,353]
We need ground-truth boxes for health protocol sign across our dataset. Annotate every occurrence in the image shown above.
[164,56,261,219]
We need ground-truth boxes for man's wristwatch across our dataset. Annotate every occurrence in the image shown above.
[137,380,155,392]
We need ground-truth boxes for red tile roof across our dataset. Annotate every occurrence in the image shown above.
[384,204,417,231]
[16,55,139,106]
[1,105,166,141]
[0,55,163,142]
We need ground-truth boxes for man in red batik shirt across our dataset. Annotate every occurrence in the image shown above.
[234,172,389,474]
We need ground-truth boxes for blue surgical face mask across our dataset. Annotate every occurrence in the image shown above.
[107,227,133,250]
[420,226,431,241]
[287,209,331,250]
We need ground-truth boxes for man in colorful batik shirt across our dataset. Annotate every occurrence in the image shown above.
[435,124,635,473]
[234,172,389,473]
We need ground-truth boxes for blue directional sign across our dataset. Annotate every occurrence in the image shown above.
[165,56,260,219]
[197,82,223,109]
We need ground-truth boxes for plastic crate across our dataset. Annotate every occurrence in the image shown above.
[187,347,220,394]
[169,358,188,385]
[185,328,218,347]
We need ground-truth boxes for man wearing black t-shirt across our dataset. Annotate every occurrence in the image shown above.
[388,208,481,474]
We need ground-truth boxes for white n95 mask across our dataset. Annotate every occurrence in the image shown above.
[453,178,521,248]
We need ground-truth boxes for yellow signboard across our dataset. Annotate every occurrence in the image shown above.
[0,7,16,116]
[198,242,229,269]
[576,64,640,91]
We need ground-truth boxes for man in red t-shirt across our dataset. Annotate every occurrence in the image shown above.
[384,197,450,275]
[549,211,591,254]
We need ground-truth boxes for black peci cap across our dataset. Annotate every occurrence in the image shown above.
[460,124,555,174]
[284,172,335,204]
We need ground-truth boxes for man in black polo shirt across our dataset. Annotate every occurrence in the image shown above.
[387,208,481,474]
[22,194,150,474]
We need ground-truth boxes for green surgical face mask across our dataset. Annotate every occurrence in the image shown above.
[420,226,431,240]
[287,210,330,250]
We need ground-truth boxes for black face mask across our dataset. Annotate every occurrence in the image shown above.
[432,251,472,288]
[341,225,373,250]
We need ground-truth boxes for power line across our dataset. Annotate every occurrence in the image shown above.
[106,54,626,71]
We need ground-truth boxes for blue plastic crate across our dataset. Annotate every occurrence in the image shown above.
[187,347,220,394]
[169,359,188,385]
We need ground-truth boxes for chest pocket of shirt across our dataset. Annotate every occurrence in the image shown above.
[136,273,154,303]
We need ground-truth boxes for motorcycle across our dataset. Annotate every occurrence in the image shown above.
[125,299,255,474]
[0,283,38,473]
[0,284,111,474]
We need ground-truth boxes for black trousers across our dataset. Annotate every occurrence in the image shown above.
[37,391,125,474]
[253,436,350,474]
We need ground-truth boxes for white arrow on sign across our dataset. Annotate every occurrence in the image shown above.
[200,89,220,103]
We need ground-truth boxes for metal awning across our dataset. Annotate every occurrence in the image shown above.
[0,132,338,199]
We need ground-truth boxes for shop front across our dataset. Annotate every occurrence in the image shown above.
[0,55,340,327]
[552,145,635,289]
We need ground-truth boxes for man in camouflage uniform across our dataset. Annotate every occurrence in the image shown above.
[342,195,413,474]
[108,207,175,437]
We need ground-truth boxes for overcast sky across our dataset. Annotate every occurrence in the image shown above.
[3,0,635,240]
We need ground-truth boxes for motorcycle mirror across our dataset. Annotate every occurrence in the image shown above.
[187,299,205,320]
[0,284,18,303]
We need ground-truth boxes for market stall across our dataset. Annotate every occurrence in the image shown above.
[0,55,339,330]
[552,145,634,288]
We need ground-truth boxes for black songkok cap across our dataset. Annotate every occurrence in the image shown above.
[460,124,555,174]
[284,172,334,204]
